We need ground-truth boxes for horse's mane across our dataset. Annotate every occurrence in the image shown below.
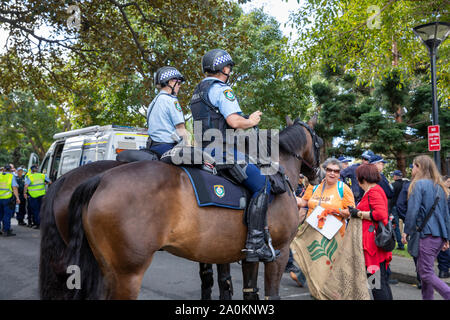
[278,121,307,155]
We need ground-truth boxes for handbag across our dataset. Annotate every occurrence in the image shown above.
[368,194,396,252]
[407,196,440,258]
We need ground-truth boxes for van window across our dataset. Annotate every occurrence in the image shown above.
[40,155,50,174]
[59,150,83,176]
[81,147,106,165]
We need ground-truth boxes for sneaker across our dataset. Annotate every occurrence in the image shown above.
[18,221,26,226]
[32,225,40,230]
[438,270,449,279]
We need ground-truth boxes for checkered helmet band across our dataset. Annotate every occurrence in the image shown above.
[213,54,232,67]
[159,69,182,82]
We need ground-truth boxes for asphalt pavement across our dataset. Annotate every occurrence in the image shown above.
[0,217,448,300]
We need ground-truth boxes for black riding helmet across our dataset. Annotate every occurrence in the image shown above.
[201,49,235,74]
[153,66,185,88]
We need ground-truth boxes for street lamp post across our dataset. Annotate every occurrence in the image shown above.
[413,22,450,173]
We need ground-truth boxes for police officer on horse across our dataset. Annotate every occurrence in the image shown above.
[147,66,190,157]
[189,49,279,263]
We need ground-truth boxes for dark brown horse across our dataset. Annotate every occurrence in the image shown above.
[43,118,321,299]
[39,160,233,299]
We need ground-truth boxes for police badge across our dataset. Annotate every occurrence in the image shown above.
[214,185,225,198]
[223,89,235,101]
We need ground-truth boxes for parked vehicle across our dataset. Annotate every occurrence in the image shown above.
[28,125,148,182]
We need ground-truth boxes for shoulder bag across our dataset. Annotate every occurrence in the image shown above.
[407,196,440,258]
[368,194,396,252]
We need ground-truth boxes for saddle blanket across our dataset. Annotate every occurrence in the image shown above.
[181,166,248,210]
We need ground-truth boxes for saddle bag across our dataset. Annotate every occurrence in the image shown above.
[267,167,288,195]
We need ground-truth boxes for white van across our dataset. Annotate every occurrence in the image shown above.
[28,125,148,182]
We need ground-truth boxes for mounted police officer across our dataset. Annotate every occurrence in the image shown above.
[24,165,51,229]
[189,49,279,263]
[0,164,19,236]
[147,66,189,157]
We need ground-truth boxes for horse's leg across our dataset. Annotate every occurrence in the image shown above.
[216,263,233,300]
[263,245,290,300]
[242,260,260,300]
[199,263,214,300]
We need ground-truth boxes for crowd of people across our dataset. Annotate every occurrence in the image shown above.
[0,163,50,236]
[288,152,450,300]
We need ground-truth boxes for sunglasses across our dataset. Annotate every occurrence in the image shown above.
[326,168,340,174]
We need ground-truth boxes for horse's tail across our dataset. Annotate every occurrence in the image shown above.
[39,176,69,300]
[64,175,104,300]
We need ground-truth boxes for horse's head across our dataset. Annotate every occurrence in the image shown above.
[283,116,323,185]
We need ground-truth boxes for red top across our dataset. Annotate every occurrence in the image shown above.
[357,184,392,271]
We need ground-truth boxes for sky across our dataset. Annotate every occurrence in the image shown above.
[240,0,303,40]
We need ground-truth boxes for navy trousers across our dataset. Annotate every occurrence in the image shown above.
[0,198,14,232]
[28,196,43,226]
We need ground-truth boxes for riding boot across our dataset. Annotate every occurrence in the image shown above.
[243,191,280,263]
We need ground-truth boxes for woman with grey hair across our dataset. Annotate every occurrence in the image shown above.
[297,157,355,236]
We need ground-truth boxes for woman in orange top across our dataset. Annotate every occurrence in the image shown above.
[297,158,355,236]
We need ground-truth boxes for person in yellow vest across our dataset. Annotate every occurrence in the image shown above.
[0,164,20,236]
[23,165,51,230]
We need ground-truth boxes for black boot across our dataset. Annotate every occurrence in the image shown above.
[245,230,279,262]
[243,191,280,263]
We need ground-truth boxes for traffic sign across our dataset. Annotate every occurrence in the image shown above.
[428,125,440,151]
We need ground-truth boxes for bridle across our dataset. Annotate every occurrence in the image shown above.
[290,120,322,176]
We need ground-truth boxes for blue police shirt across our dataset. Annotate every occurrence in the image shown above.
[204,77,242,119]
[147,91,185,143]
[25,174,50,186]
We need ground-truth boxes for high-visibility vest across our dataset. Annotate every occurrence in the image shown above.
[28,173,46,198]
[0,173,13,199]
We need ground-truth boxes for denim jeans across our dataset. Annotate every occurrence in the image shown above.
[391,206,404,248]
[437,249,450,272]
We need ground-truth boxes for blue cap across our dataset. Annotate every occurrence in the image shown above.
[369,155,387,164]
[338,156,352,163]
[361,150,375,160]
[391,170,402,177]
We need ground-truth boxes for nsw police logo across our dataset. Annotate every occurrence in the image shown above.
[223,89,235,101]
[174,101,182,112]
[214,185,225,198]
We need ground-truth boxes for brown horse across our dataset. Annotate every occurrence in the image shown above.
[39,160,233,299]
[51,118,321,299]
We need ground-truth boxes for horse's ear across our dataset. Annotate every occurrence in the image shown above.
[286,115,294,126]
[308,115,318,129]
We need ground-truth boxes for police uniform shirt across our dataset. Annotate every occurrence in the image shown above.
[147,91,185,143]
[25,174,51,186]
[203,77,242,119]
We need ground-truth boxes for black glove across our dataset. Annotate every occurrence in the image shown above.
[348,206,359,218]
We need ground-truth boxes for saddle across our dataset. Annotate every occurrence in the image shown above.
[116,146,292,209]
